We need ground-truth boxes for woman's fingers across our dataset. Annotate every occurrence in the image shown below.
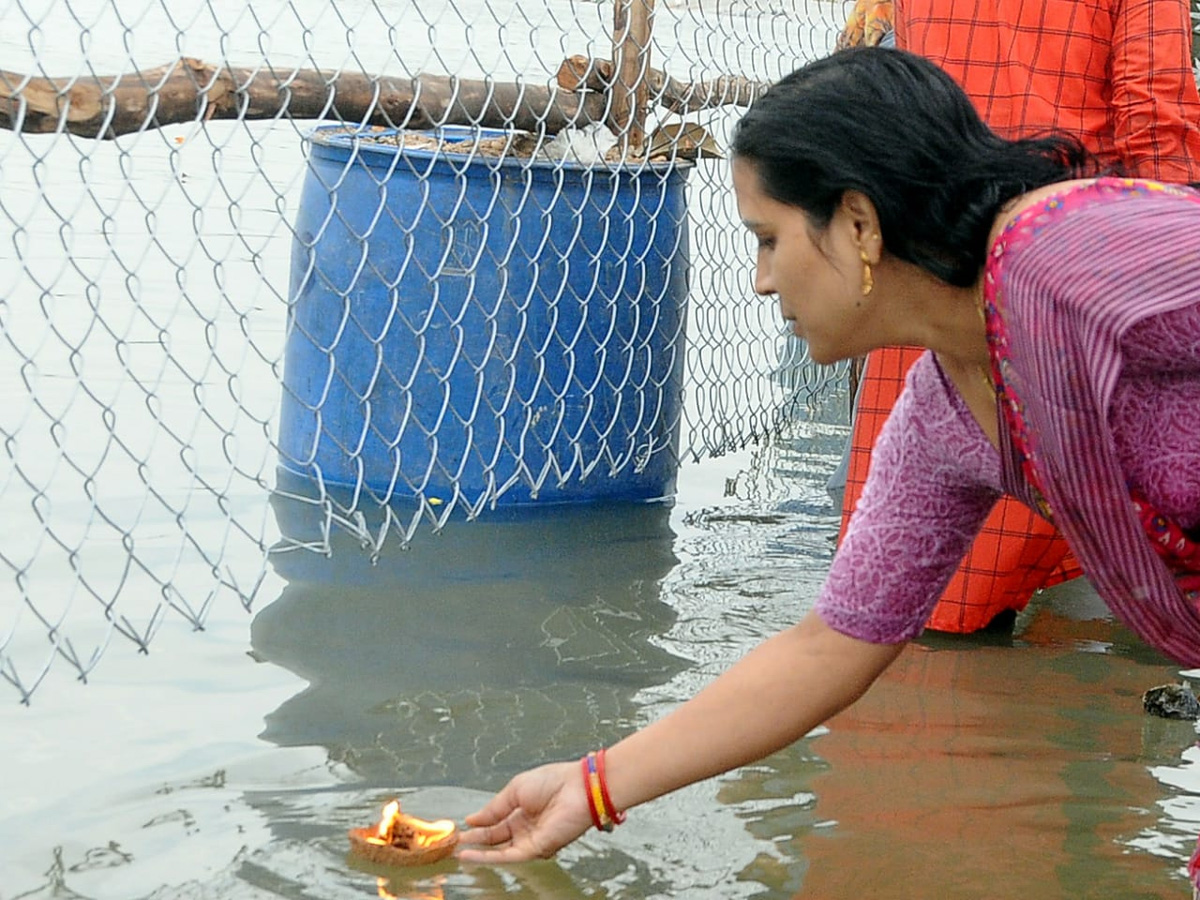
[457,810,558,862]
[457,841,547,864]
[462,783,521,829]
[455,761,589,863]
[456,816,516,847]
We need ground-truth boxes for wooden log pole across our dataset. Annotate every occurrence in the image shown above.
[0,59,607,140]
[610,0,655,155]
[556,54,770,114]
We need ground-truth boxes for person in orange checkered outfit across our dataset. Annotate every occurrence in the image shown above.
[837,0,1200,634]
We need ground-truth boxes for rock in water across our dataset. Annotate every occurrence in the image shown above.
[1143,682,1200,720]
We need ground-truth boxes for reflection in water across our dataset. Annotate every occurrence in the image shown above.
[245,491,705,897]
[5,397,1200,899]
[701,588,1198,900]
[246,408,1199,900]
[348,838,587,900]
[256,487,688,790]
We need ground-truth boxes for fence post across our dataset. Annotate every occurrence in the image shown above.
[611,0,655,156]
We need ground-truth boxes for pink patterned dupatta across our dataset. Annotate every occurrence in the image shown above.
[980,178,1200,665]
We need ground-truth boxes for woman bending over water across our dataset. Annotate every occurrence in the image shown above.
[457,47,1200,888]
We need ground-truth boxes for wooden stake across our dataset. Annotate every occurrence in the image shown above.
[611,0,655,156]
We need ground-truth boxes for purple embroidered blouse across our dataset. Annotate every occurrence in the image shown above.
[817,179,1200,666]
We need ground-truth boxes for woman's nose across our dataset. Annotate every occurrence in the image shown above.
[753,263,775,296]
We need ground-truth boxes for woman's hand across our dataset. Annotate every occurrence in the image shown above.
[456,760,594,863]
[456,614,904,864]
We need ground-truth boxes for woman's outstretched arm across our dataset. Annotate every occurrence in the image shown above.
[457,609,904,862]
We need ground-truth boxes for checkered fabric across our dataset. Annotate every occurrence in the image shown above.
[840,0,1200,632]
[895,0,1200,182]
[839,348,1081,634]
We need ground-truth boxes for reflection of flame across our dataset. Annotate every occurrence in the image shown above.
[377,876,447,900]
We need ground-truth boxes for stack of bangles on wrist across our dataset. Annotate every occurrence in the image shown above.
[580,748,627,832]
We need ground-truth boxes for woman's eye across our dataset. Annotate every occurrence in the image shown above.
[757,237,775,251]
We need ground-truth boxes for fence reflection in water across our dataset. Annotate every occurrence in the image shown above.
[259,483,688,789]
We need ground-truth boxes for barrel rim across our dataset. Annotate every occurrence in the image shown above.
[305,123,693,175]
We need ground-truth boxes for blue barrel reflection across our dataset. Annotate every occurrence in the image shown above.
[258,473,687,787]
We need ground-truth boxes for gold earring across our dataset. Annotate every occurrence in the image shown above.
[860,248,874,296]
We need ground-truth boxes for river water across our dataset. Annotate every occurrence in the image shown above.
[1,0,1199,897]
[3,415,1199,899]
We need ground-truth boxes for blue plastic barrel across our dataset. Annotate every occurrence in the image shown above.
[279,126,691,506]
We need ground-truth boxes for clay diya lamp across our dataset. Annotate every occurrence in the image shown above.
[348,799,459,867]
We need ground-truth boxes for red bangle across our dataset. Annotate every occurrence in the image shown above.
[596,748,627,825]
[580,755,606,831]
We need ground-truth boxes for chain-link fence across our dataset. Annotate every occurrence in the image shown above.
[4,1,1199,705]
[0,0,854,702]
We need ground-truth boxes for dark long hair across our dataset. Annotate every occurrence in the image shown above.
[732,47,1097,286]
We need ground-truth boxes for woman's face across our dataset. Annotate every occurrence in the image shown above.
[732,157,872,364]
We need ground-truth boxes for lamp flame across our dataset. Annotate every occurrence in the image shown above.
[413,819,456,848]
[376,800,402,841]
[367,799,457,849]
[349,798,458,867]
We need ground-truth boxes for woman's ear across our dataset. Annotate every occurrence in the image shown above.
[840,190,883,262]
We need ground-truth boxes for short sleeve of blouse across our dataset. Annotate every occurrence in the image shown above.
[816,352,1004,644]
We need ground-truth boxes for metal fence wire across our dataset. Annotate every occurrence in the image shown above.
[0,0,854,702]
[2,1,1198,704]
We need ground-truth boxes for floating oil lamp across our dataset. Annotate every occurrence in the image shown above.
[348,799,459,867]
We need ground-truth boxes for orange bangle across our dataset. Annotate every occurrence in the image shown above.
[595,748,627,825]
[580,754,609,831]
